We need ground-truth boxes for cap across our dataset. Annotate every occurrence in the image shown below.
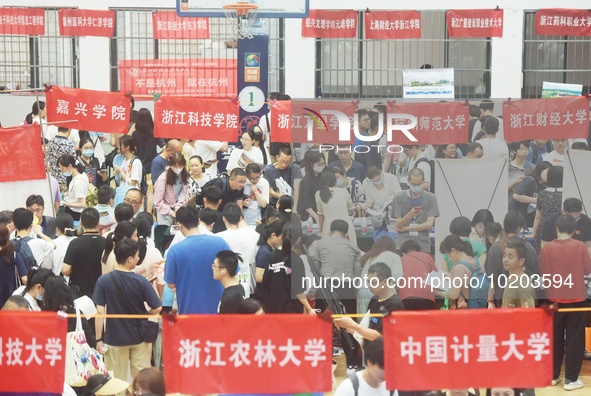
[83,374,130,396]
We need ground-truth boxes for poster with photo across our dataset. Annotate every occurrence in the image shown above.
[403,68,455,99]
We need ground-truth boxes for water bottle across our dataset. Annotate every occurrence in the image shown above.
[361,215,367,235]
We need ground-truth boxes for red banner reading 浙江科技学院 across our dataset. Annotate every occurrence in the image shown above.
[503,97,590,141]
[0,311,67,393]
[154,96,240,141]
[301,9,358,38]
[446,9,504,37]
[152,11,209,39]
[365,10,421,40]
[0,124,46,183]
[0,7,45,35]
[162,314,332,395]
[45,86,132,134]
[384,308,553,390]
[58,9,115,37]
[535,9,591,36]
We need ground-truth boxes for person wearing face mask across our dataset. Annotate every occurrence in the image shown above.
[297,151,326,222]
[332,167,365,213]
[153,153,189,252]
[362,166,400,230]
[392,168,439,254]
[58,154,90,222]
[78,136,107,188]
[12,268,54,311]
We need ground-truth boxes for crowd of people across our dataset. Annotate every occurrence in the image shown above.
[1,96,591,395]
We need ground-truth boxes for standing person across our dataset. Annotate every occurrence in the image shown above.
[400,145,432,191]
[251,220,285,307]
[392,168,439,254]
[353,108,382,171]
[501,241,535,308]
[101,221,138,275]
[93,239,162,385]
[542,138,568,165]
[187,155,211,205]
[439,235,479,310]
[13,268,54,311]
[478,117,508,160]
[242,163,269,227]
[510,161,553,228]
[226,129,264,173]
[532,166,563,255]
[212,250,245,314]
[328,145,366,181]
[151,139,182,185]
[164,206,231,314]
[473,99,504,141]
[470,209,495,244]
[507,141,534,197]
[12,207,55,271]
[47,126,77,188]
[316,172,356,245]
[113,135,143,207]
[94,186,117,234]
[193,139,228,179]
[541,215,591,391]
[58,155,89,222]
[0,224,28,307]
[332,167,365,211]
[443,216,487,273]
[297,151,326,222]
[398,239,438,310]
[26,194,56,239]
[77,136,107,188]
[263,146,302,206]
[435,144,462,159]
[124,188,145,219]
[541,198,591,255]
[52,213,77,276]
[62,208,106,299]
[362,166,400,230]
[249,124,269,166]
[526,139,553,166]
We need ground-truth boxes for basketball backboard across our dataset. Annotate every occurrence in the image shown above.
[176,0,309,18]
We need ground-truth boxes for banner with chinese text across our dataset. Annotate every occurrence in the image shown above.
[384,309,553,390]
[302,10,357,38]
[502,97,589,141]
[365,11,421,40]
[154,96,240,141]
[58,9,115,37]
[0,125,46,182]
[535,9,591,36]
[152,11,209,39]
[46,86,131,134]
[0,8,45,35]
[118,58,237,96]
[387,101,469,144]
[446,9,504,38]
[0,311,67,393]
[163,314,332,394]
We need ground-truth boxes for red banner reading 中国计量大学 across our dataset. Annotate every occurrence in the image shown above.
[58,9,115,37]
[302,9,358,38]
[446,9,504,38]
[152,11,209,40]
[0,125,46,182]
[162,314,333,395]
[0,7,45,35]
[365,10,421,40]
[154,96,240,141]
[45,86,132,134]
[0,311,67,393]
[535,9,591,36]
[384,308,553,390]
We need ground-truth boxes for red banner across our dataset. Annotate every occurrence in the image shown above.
[152,11,209,39]
[0,125,46,182]
[302,10,358,38]
[163,314,332,394]
[388,101,469,144]
[384,309,553,390]
[365,11,421,40]
[0,312,67,393]
[502,97,590,141]
[447,9,504,38]
[118,58,237,97]
[0,8,45,35]
[46,86,132,134]
[271,100,359,144]
[535,9,591,36]
[58,9,115,37]
[154,96,240,141]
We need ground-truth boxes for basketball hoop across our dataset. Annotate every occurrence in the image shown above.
[223,2,259,39]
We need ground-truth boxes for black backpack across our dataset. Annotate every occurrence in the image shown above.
[528,140,553,165]
[347,372,394,396]
[195,175,229,207]
[413,157,435,193]
[12,236,38,271]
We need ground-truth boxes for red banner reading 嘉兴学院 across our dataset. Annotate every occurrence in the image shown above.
[302,10,358,38]
[0,8,45,35]
[365,11,421,40]
[0,125,46,182]
[535,9,591,36]
[446,9,504,38]
[163,314,332,394]
[384,308,553,390]
[58,9,115,37]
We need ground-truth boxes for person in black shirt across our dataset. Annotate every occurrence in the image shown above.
[334,262,404,342]
[213,250,245,314]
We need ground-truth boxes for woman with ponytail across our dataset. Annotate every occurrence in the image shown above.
[52,213,78,276]
[439,235,478,309]
[251,220,285,308]
[0,224,28,306]
[58,154,89,221]
[14,268,54,311]
[132,216,163,282]
[315,171,356,245]
[101,221,138,274]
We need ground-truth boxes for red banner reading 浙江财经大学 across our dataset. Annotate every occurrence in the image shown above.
[0,125,46,182]
[163,314,333,395]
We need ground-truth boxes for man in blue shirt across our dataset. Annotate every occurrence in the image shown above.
[165,206,231,314]
[151,139,182,184]
[328,144,366,181]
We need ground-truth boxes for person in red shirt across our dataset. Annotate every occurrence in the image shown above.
[397,239,438,310]
[540,214,591,391]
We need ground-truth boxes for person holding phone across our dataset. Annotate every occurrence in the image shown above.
[392,168,439,254]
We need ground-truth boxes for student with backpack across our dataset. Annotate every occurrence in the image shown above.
[439,235,489,309]
[11,208,55,272]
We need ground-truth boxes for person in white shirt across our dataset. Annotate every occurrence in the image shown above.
[58,154,90,222]
[193,140,228,178]
[473,99,505,141]
[479,117,508,160]
[216,203,260,296]
[334,338,397,396]
[52,213,78,276]
[94,186,117,234]
[12,268,54,312]
[226,129,264,173]
[113,135,143,207]
[243,163,269,227]
[542,138,568,165]
[401,145,431,191]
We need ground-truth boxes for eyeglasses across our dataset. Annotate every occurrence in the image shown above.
[233,179,247,185]
[211,265,224,269]
[124,199,142,206]
[29,207,44,214]
[249,175,261,183]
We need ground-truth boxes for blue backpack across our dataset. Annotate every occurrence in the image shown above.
[456,258,489,309]
[12,236,38,272]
